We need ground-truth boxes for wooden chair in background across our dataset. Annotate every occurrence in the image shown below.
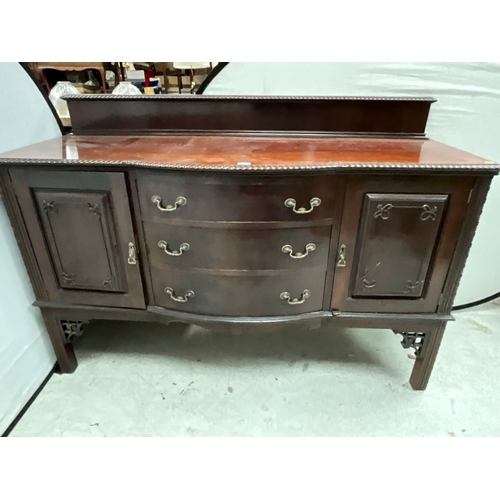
[30,62,121,93]
[172,62,213,93]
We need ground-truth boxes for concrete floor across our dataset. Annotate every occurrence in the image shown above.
[10,302,500,437]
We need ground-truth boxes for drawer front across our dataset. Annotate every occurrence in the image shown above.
[137,173,337,222]
[144,224,332,271]
[151,268,327,316]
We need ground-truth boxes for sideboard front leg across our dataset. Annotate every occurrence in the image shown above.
[394,321,447,391]
[41,310,88,374]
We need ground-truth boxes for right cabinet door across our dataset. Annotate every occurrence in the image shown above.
[331,175,475,313]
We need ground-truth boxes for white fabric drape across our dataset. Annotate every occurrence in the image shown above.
[0,63,61,434]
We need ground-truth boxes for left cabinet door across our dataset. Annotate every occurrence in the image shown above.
[10,169,145,309]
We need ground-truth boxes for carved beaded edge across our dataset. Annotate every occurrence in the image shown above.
[62,95,437,102]
[1,159,499,173]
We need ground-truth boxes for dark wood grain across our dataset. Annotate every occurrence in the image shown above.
[150,267,327,316]
[437,176,493,313]
[331,175,474,313]
[63,95,434,137]
[0,170,49,300]
[35,300,331,332]
[34,189,127,293]
[409,321,447,390]
[128,173,154,305]
[0,135,497,172]
[351,193,448,298]
[35,300,452,324]
[40,309,77,374]
[9,169,145,309]
[144,223,332,271]
[137,172,337,223]
[323,176,345,310]
[2,95,498,390]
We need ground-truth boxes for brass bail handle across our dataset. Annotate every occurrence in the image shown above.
[284,197,321,214]
[152,195,187,212]
[158,240,190,256]
[280,289,311,305]
[281,243,316,259]
[164,287,195,303]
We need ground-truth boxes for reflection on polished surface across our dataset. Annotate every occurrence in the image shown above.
[0,135,490,167]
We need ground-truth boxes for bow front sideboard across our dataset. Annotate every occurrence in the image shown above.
[0,95,498,390]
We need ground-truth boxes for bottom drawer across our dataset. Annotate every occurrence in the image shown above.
[151,268,327,316]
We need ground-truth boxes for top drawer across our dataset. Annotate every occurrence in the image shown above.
[136,173,337,222]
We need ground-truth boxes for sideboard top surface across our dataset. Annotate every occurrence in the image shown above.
[0,135,498,173]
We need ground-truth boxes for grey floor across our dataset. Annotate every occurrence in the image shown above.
[10,302,500,437]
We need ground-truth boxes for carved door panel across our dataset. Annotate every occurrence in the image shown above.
[352,193,448,298]
[10,169,145,308]
[331,176,475,313]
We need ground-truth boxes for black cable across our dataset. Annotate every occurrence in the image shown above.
[452,290,500,311]
[1,365,56,437]
[196,63,229,94]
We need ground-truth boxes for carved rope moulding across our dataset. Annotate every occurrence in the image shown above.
[1,158,499,172]
[62,95,437,102]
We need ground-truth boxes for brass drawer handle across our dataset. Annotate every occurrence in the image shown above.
[337,244,346,267]
[284,197,321,214]
[280,289,311,305]
[281,243,316,259]
[128,242,137,265]
[151,195,187,212]
[158,240,190,256]
[164,287,195,303]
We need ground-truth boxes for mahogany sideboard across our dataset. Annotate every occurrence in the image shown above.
[0,95,498,390]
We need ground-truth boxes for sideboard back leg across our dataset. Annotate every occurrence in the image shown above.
[40,309,82,374]
[393,322,447,390]
[410,322,447,390]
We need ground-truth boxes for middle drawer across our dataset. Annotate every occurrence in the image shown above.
[143,223,332,271]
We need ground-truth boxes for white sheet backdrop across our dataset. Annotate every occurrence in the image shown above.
[204,62,500,305]
[0,63,61,434]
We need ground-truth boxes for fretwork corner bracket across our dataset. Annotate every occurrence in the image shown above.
[394,331,426,357]
[61,320,89,343]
